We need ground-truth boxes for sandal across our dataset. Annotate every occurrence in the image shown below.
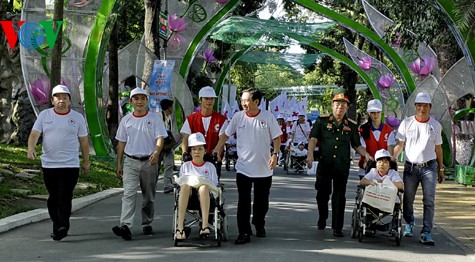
[175,229,186,240]
[199,227,211,239]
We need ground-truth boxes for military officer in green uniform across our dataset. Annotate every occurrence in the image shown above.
[306,89,372,237]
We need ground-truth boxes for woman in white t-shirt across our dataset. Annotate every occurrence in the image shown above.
[174,133,219,241]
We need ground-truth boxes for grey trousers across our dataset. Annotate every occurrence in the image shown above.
[120,157,159,229]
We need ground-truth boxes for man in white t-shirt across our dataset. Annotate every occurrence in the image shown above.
[180,86,228,179]
[214,88,282,245]
[113,88,167,240]
[27,85,90,241]
[291,112,311,148]
[392,92,444,246]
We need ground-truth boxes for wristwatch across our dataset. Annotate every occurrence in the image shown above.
[439,168,445,172]
[271,152,278,156]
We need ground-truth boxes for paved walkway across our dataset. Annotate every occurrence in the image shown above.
[0,161,474,261]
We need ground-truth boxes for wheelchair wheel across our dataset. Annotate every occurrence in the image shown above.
[221,215,228,241]
[395,214,403,246]
[351,208,358,239]
[358,207,366,242]
[285,153,291,173]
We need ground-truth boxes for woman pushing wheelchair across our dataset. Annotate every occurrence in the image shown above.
[174,133,219,241]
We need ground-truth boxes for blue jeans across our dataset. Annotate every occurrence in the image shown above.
[403,161,437,233]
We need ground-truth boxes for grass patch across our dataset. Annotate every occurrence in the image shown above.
[0,144,121,219]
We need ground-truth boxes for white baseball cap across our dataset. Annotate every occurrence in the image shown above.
[298,111,306,116]
[276,114,284,119]
[286,117,292,122]
[415,92,431,104]
[367,99,382,113]
[130,87,148,99]
[375,149,391,161]
[51,85,71,96]
[188,132,206,147]
[198,86,217,98]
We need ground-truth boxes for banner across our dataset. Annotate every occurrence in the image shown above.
[149,60,175,113]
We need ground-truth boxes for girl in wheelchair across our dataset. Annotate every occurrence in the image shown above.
[360,149,403,191]
[174,133,219,241]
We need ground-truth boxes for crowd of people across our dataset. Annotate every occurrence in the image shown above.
[27,84,444,246]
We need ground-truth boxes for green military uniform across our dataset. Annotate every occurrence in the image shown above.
[309,89,361,232]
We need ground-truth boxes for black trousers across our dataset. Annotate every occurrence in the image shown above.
[315,168,349,231]
[236,173,272,235]
[43,168,79,234]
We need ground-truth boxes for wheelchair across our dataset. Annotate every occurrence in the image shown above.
[351,160,404,246]
[284,144,307,174]
[224,145,237,171]
[172,184,228,246]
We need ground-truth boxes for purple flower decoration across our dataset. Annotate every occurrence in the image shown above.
[169,14,187,32]
[168,33,188,51]
[216,0,229,4]
[29,76,50,105]
[357,55,372,71]
[410,55,436,76]
[377,74,395,89]
[203,48,218,63]
[385,116,400,128]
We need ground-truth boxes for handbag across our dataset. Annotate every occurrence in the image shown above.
[162,130,176,152]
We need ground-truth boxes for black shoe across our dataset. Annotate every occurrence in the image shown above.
[120,225,132,241]
[317,219,326,230]
[52,227,68,241]
[255,227,266,238]
[143,225,153,235]
[112,225,122,237]
[333,229,344,237]
[234,234,251,244]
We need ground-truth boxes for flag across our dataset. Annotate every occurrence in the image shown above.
[231,100,240,117]
[259,98,267,111]
[222,100,232,119]
[269,96,280,118]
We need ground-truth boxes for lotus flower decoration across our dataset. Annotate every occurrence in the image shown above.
[168,33,188,51]
[357,55,372,71]
[377,74,395,89]
[410,55,436,76]
[385,116,400,128]
[203,48,218,63]
[216,0,229,4]
[29,76,51,105]
[169,14,187,32]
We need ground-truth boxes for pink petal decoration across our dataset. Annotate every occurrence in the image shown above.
[29,76,50,105]
[410,55,436,76]
[169,14,187,32]
[168,33,188,51]
[377,74,395,89]
[216,0,229,4]
[357,55,372,71]
[203,48,218,63]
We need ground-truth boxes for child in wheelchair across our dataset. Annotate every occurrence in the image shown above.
[352,149,404,244]
[174,133,219,241]
[291,142,308,172]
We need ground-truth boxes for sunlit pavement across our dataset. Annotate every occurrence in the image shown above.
[0,162,473,261]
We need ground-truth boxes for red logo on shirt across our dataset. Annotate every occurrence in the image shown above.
[214,123,220,132]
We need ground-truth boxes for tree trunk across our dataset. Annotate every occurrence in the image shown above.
[50,0,64,88]
[107,24,119,148]
[142,0,160,84]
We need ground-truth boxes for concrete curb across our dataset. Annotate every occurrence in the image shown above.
[0,188,123,234]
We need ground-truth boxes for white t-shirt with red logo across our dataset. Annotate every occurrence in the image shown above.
[179,161,218,186]
[396,116,442,163]
[225,110,282,177]
[116,111,167,157]
[32,108,88,168]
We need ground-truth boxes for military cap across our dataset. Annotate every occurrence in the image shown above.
[332,88,350,104]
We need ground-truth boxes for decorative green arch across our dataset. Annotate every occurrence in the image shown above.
[83,0,125,156]
[293,0,416,94]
